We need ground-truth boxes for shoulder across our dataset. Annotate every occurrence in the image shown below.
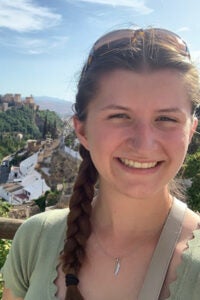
[179,207,200,270]
[24,207,69,225]
[184,206,200,235]
[173,199,200,246]
[185,208,200,252]
[176,218,200,297]
[16,208,69,237]
[1,209,69,298]
[10,208,69,257]
[165,207,200,298]
[179,206,200,254]
[168,203,200,282]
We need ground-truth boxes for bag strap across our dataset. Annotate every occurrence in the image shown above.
[138,198,187,300]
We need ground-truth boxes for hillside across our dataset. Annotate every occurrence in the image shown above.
[34,96,73,117]
[0,106,62,137]
[0,106,63,161]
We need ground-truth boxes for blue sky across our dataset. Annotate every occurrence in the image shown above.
[1,0,200,102]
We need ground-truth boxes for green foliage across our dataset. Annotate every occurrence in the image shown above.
[10,150,30,167]
[0,271,4,298]
[181,151,200,211]
[0,239,11,269]
[65,130,79,151]
[0,134,26,161]
[0,106,40,137]
[37,110,63,139]
[187,174,200,212]
[0,106,63,161]
[0,238,11,298]
[0,106,63,139]
[34,195,46,212]
[46,190,60,206]
[0,200,12,298]
[0,200,11,217]
[188,121,200,154]
[182,151,200,178]
[34,190,60,212]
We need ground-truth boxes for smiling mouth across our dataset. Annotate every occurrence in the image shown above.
[119,158,159,169]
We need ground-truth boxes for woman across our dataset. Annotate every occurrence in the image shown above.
[2,28,200,300]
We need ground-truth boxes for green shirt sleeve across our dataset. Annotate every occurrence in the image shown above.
[1,213,46,298]
[1,209,68,299]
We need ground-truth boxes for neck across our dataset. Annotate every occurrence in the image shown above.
[91,185,172,242]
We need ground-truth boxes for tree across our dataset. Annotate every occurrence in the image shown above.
[181,151,200,211]
[42,115,48,138]
[51,120,57,139]
[188,121,200,154]
[187,174,200,211]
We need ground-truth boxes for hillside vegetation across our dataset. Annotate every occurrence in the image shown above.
[0,106,63,161]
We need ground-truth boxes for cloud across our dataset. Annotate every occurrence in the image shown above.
[72,0,153,14]
[0,35,69,55]
[176,27,190,33]
[0,0,62,32]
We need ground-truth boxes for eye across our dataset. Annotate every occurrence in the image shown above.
[156,116,177,122]
[108,113,130,119]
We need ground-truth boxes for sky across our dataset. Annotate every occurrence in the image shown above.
[1,0,200,102]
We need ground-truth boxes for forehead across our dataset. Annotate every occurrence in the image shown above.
[88,69,191,112]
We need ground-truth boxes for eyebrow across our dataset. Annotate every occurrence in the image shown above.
[100,105,184,113]
[100,104,130,111]
[156,108,184,114]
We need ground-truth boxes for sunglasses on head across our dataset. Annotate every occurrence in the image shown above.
[84,28,191,72]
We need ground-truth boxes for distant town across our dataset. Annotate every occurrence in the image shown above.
[0,93,39,112]
[0,92,79,219]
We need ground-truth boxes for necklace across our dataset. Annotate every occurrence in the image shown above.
[92,214,171,276]
[92,198,173,277]
[93,232,133,276]
[114,257,121,276]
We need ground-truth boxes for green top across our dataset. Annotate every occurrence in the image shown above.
[1,209,200,300]
[1,209,67,300]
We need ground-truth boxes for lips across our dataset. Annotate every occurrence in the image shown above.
[119,158,158,169]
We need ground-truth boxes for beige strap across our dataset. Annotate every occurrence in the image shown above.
[138,198,187,300]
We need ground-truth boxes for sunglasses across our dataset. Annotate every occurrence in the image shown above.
[84,28,191,72]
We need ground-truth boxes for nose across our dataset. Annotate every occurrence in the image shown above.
[126,121,159,153]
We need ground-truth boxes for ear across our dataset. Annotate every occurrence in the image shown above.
[189,116,198,142]
[73,116,89,150]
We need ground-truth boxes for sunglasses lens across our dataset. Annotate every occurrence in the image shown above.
[149,28,190,59]
[85,28,190,71]
[93,29,135,51]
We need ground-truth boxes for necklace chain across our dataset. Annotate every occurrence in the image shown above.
[93,231,135,276]
[92,197,173,276]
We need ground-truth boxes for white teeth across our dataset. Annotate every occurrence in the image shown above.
[120,158,157,169]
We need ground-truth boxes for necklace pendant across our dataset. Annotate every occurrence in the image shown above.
[114,258,120,276]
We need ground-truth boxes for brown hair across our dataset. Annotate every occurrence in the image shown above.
[61,28,200,299]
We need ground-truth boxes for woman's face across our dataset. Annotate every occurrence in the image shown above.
[74,69,198,199]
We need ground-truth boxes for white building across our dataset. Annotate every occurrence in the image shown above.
[19,152,38,176]
[8,166,21,182]
[21,170,50,201]
[1,153,50,205]
[0,183,23,205]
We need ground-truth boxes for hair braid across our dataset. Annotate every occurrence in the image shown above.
[61,145,98,300]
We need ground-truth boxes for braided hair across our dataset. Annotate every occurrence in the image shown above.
[61,145,98,299]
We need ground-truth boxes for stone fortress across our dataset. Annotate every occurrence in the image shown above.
[0,94,39,111]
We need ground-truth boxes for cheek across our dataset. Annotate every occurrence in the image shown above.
[87,125,119,149]
[86,127,119,168]
[166,130,191,162]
